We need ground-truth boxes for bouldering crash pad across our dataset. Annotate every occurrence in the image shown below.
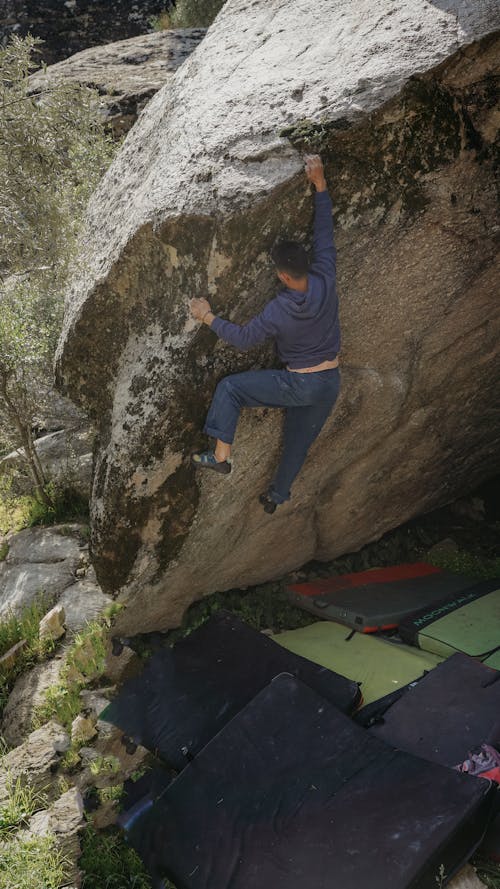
[399,579,500,668]
[272,620,443,705]
[368,653,500,768]
[287,563,474,631]
[101,611,360,769]
[124,674,496,889]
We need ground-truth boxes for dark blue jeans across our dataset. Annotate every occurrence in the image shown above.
[204,368,341,504]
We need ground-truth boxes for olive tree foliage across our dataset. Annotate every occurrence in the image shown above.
[0,35,116,503]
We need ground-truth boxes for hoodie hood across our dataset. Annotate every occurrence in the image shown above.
[275,279,324,320]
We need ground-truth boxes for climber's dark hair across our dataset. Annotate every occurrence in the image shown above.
[271,240,309,278]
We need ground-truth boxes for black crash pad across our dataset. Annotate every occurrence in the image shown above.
[368,652,500,767]
[101,610,360,769]
[125,674,496,889]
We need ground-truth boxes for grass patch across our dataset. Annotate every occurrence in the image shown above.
[0,540,8,561]
[0,491,33,536]
[97,783,124,805]
[34,603,123,732]
[0,474,89,536]
[0,596,56,716]
[0,774,47,838]
[60,740,84,772]
[0,833,70,889]
[89,754,121,779]
[34,621,107,730]
[79,826,155,889]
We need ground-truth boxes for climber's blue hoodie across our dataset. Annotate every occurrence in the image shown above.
[210,190,340,369]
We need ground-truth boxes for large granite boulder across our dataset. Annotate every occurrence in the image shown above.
[27,28,206,137]
[0,1,174,66]
[56,0,500,635]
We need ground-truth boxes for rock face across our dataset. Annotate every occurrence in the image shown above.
[0,1,173,66]
[28,29,206,137]
[56,0,500,635]
[0,526,82,618]
[0,525,112,625]
[58,568,112,633]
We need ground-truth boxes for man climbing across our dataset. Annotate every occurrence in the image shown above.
[189,154,341,514]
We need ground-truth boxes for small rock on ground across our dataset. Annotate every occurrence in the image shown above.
[39,604,66,642]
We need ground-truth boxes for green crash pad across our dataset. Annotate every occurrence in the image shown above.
[399,579,500,669]
[271,622,444,706]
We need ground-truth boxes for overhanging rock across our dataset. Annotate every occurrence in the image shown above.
[55,0,500,635]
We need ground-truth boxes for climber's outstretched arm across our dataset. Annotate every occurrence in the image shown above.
[305,154,336,281]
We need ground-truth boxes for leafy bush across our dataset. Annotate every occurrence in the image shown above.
[25,482,90,527]
[0,35,115,505]
[148,9,173,30]
[170,0,226,28]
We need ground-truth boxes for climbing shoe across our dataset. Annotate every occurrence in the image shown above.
[259,491,278,514]
[191,450,232,475]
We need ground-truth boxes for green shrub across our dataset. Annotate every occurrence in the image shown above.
[0,35,116,509]
[170,0,226,28]
[165,579,312,648]
[25,483,89,527]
